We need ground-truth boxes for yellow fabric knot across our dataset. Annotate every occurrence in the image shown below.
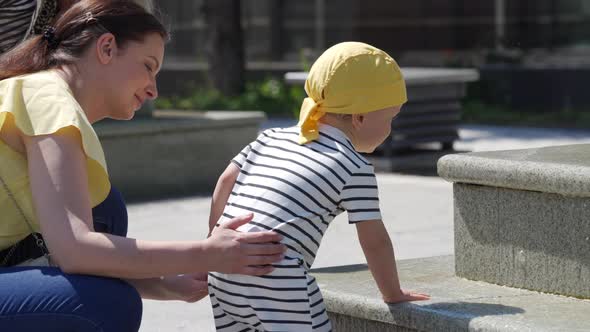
[297,97,325,144]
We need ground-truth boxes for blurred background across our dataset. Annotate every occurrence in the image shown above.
[153,0,590,128]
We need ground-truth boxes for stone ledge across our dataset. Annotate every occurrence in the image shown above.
[94,110,265,201]
[437,144,590,197]
[284,68,479,86]
[452,183,590,299]
[94,110,266,137]
[312,256,590,332]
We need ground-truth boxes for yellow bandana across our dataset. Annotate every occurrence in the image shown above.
[297,42,407,144]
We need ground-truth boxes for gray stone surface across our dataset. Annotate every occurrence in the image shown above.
[125,124,590,331]
[95,110,265,201]
[329,313,418,332]
[453,183,590,299]
[313,256,590,332]
[453,125,590,153]
[284,68,479,86]
[438,144,590,197]
[439,144,590,298]
[128,173,454,332]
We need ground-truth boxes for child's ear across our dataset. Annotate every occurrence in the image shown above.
[351,114,365,130]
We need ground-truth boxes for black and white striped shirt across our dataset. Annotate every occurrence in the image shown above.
[221,124,382,269]
[0,0,37,54]
[210,125,378,331]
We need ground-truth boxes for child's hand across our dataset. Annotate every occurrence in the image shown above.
[383,289,430,304]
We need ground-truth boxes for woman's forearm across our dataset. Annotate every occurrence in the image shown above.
[56,232,209,279]
[55,214,285,280]
[24,132,282,279]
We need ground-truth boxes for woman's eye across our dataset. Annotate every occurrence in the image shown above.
[145,64,153,72]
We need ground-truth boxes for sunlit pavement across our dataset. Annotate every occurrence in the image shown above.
[129,123,590,331]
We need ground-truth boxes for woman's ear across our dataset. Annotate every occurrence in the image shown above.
[95,33,118,65]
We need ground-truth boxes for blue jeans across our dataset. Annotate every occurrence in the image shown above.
[0,187,143,331]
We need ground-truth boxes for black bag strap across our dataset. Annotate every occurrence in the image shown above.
[0,173,50,266]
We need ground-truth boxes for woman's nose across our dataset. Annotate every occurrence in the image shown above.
[145,82,158,100]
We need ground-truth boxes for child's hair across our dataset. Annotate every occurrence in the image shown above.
[0,0,169,81]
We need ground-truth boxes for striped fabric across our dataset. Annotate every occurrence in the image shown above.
[209,124,381,331]
[0,0,37,54]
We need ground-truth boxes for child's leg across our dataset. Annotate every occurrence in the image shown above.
[307,274,332,331]
[209,257,318,332]
[209,288,258,331]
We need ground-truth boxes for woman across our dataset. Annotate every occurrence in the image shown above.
[0,1,285,331]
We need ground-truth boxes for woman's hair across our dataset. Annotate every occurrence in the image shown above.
[0,0,168,80]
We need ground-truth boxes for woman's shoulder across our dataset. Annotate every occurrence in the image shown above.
[2,70,71,96]
[1,71,76,111]
[1,71,88,134]
[0,71,110,207]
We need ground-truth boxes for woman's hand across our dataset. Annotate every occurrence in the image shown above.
[205,213,285,275]
[160,273,209,303]
[130,273,209,302]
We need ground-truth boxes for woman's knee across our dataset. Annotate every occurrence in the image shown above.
[72,275,143,331]
[112,279,143,330]
[108,281,143,331]
[92,186,128,237]
[0,267,143,332]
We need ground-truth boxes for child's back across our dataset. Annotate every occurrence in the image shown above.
[209,124,380,331]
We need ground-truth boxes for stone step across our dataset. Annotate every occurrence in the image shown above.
[312,256,590,332]
[438,144,590,298]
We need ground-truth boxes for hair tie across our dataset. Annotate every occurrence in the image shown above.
[42,26,60,50]
[84,12,98,24]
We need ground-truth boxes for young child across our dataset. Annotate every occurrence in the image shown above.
[207,41,430,332]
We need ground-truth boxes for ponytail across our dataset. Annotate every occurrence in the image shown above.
[0,0,168,81]
[0,35,54,81]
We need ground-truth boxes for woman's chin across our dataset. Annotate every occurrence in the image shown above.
[125,111,137,120]
[109,110,136,121]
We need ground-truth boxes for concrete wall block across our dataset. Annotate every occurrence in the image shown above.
[329,313,418,332]
[96,112,265,201]
[407,83,466,102]
[313,255,590,331]
[454,183,590,298]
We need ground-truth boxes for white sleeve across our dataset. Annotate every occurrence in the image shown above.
[340,167,382,223]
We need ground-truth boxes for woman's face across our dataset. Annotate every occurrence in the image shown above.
[103,32,165,120]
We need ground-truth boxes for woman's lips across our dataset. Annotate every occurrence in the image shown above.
[134,95,144,109]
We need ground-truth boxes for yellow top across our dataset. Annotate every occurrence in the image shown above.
[297,41,408,144]
[0,70,110,250]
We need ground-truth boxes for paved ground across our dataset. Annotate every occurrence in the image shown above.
[128,123,590,332]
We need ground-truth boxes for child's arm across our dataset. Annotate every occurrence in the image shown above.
[356,219,430,303]
[208,163,240,236]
